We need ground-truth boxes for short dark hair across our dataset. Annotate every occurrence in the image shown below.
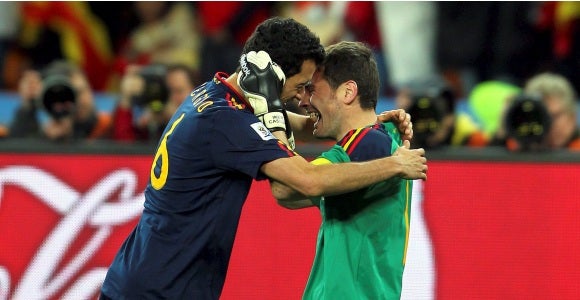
[242,17,325,78]
[166,63,200,87]
[322,41,379,110]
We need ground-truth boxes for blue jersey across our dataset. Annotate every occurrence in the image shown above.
[101,73,296,299]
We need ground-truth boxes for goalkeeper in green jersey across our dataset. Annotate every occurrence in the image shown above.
[271,41,420,299]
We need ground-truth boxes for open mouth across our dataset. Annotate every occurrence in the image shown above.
[308,110,321,128]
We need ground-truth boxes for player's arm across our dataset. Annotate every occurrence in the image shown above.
[377,109,414,140]
[276,198,316,210]
[262,140,427,201]
[288,109,414,142]
[268,156,330,210]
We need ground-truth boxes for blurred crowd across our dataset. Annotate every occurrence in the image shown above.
[0,1,578,152]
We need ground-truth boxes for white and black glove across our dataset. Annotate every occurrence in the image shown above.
[238,51,287,133]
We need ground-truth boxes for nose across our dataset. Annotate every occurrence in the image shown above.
[298,94,311,108]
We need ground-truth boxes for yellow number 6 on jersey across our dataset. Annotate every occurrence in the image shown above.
[150,113,185,190]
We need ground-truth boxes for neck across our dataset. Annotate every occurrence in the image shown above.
[337,109,378,141]
[225,72,243,94]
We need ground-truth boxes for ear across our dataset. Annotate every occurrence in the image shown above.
[343,80,358,105]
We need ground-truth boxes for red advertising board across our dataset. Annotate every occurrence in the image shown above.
[424,161,580,299]
[1,154,580,299]
[0,154,321,300]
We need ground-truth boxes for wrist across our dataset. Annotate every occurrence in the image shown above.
[259,111,286,132]
[391,156,404,177]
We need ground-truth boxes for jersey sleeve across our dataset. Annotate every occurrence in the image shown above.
[209,109,296,180]
[346,129,393,162]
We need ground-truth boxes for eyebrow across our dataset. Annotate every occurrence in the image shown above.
[296,81,311,88]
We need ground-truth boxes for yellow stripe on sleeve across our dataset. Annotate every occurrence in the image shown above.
[311,157,332,166]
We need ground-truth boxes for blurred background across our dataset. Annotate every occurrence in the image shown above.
[0,2,579,300]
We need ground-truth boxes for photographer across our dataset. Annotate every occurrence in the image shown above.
[396,77,488,149]
[9,61,112,141]
[43,62,112,141]
[111,64,169,142]
[8,69,44,138]
[491,72,580,151]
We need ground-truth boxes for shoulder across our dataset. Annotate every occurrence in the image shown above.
[338,125,394,161]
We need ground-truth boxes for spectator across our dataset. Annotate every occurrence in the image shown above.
[491,72,580,151]
[376,2,438,91]
[8,61,112,142]
[8,69,43,138]
[278,1,345,47]
[111,64,169,143]
[113,2,200,84]
[41,61,112,142]
[162,64,200,124]
[396,77,488,149]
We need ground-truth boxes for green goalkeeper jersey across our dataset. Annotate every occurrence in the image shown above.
[303,122,413,300]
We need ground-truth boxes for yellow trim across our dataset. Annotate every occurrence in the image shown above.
[311,157,332,165]
[342,128,363,151]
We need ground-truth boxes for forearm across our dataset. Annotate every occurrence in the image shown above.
[270,179,315,209]
[287,111,319,142]
[277,198,315,210]
[262,156,404,198]
[270,178,309,201]
[305,157,403,197]
[271,130,290,147]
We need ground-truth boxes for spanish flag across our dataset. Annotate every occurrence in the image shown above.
[20,1,113,90]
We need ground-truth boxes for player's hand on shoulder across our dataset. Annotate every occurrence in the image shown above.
[393,140,427,180]
[377,109,413,141]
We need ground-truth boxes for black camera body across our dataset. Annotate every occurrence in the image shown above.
[40,74,77,120]
[132,65,168,113]
[407,84,455,148]
[503,93,551,151]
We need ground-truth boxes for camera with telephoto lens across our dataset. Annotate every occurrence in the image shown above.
[132,64,169,113]
[503,93,551,151]
[40,74,77,120]
[407,84,455,149]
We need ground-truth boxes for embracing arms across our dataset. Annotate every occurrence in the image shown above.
[261,139,427,208]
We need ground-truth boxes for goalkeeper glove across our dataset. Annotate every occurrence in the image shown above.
[238,51,287,133]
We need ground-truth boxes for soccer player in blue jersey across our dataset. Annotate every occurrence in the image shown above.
[100,18,427,300]
[272,41,417,299]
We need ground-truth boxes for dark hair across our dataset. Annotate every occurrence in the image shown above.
[166,63,200,87]
[242,17,325,78]
[322,41,379,110]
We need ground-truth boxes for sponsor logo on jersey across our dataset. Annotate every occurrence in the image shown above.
[250,122,275,140]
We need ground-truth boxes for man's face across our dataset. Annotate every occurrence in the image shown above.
[299,69,342,140]
[166,70,194,105]
[280,59,317,105]
[70,73,94,121]
[544,95,576,149]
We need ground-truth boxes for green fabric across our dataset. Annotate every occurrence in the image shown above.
[303,124,413,300]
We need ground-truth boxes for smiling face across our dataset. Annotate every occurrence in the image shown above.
[280,59,317,105]
[299,69,344,140]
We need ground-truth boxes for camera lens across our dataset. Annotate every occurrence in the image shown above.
[41,75,76,120]
[504,94,551,150]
